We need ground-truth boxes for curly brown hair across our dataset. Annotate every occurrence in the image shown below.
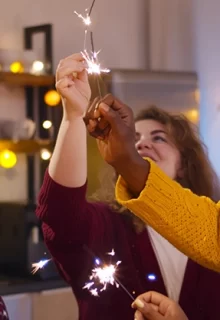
[92,105,220,232]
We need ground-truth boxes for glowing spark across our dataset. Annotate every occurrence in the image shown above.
[81,50,110,75]
[92,263,119,287]
[107,249,115,256]
[31,259,51,274]
[83,282,94,290]
[84,249,122,297]
[90,288,99,296]
[74,11,91,26]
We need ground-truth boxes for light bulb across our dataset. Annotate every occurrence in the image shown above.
[44,90,61,107]
[40,149,51,160]
[42,120,52,129]
[10,61,24,74]
[32,60,44,73]
[0,150,17,168]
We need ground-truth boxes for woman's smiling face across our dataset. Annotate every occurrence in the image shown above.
[135,119,183,180]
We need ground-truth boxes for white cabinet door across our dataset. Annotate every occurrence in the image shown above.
[3,294,32,320]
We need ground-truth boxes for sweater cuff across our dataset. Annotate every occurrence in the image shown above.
[115,158,180,218]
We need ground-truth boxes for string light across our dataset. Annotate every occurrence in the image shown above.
[31,60,44,74]
[0,150,17,169]
[44,90,61,107]
[40,149,51,161]
[42,120,52,129]
[10,61,24,74]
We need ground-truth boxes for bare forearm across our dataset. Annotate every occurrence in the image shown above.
[114,152,150,196]
[49,114,87,187]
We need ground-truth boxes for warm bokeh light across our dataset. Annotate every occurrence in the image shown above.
[40,149,51,160]
[42,120,52,129]
[32,60,44,74]
[44,90,61,106]
[185,109,199,123]
[0,150,17,168]
[10,61,24,74]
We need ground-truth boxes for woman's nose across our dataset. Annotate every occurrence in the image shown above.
[135,139,152,150]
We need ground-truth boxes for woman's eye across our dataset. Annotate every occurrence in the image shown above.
[153,135,166,142]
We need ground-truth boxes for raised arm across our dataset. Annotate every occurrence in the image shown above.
[36,55,113,294]
[115,158,220,272]
[49,53,90,187]
[85,95,220,272]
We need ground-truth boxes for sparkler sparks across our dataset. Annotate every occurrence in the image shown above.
[31,259,51,274]
[83,260,121,295]
[74,0,110,97]
[81,50,110,75]
[74,11,91,26]
[107,249,115,256]
[83,248,134,300]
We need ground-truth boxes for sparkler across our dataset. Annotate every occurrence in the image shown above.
[81,50,110,75]
[83,248,134,301]
[74,0,110,97]
[31,247,134,301]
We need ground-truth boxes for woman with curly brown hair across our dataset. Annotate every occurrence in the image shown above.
[36,53,220,320]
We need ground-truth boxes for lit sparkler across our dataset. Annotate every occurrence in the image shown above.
[74,0,96,51]
[81,50,110,75]
[83,248,134,300]
[74,11,91,26]
[74,0,110,97]
[31,259,51,274]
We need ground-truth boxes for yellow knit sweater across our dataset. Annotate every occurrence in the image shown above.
[115,159,220,272]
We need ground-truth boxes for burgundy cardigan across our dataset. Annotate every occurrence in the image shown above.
[0,297,9,319]
[36,170,220,320]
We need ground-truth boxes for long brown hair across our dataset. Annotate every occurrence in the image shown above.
[92,106,220,232]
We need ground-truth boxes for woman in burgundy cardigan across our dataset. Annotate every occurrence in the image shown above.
[36,53,220,320]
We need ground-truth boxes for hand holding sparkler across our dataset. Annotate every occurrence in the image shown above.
[132,292,188,320]
[56,53,91,116]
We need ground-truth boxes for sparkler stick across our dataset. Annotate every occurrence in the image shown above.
[74,0,110,98]
[90,32,102,97]
[74,0,97,51]
[114,276,134,301]
[88,0,96,16]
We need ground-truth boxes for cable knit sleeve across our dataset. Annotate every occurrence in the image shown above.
[115,158,220,272]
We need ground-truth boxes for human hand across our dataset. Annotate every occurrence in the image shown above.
[84,94,137,166]
[132,291,188,320]
[56,53,91,117]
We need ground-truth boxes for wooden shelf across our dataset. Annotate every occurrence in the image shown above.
[0,140,54,153]
[0,72,55,87]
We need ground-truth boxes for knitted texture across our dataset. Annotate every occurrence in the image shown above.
[116,158,220,272]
